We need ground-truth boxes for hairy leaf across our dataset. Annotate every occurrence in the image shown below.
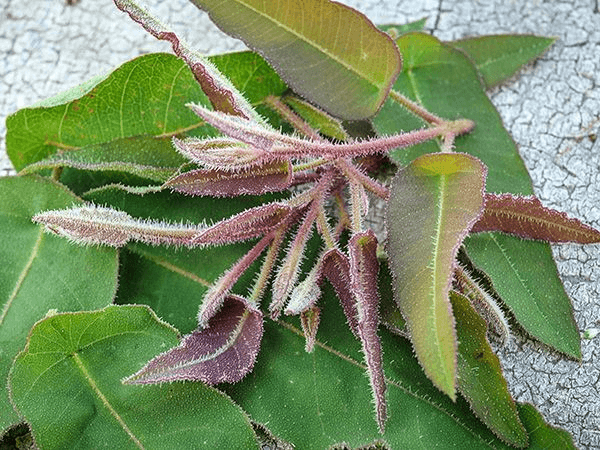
[6,53,211,171]
[19,136,186,183]
[385,153,487,398]
[464,233,581,358]
[193,202,291,246]
[451,35,555,89]
[349,231,386,433]
[9,305,259,449]
[114,0,261,121]
[450,291,527,448]
[224,284,574,448]
[164,160,293,197]
[472,193,600,243]
[282,96,349,141]
[33,203,206,247]
[300,306,321,353]
[188,0,401,119]
[0,176,118,430]
[125,296,263,385]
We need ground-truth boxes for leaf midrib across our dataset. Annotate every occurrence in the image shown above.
[219,0,388,87]
[277,320,498,448]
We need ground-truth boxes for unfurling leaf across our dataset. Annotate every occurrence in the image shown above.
[193,202,292,246]
[164,160,293,197]
[125,295,263,385]
[300,306,321,353]
[173,136,270,171]
[187,0,401,120]
[114,0,261,121]
[285,261,323,316]
[33,203,205,247]
[453,263,511,344]
[349,230,387,433]
[385,153,487,399]
[321,248,359,337]
[472,193,600,243]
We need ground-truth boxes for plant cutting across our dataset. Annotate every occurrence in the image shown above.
[1,0,598,448]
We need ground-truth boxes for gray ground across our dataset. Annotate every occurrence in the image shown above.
[1,0,599,448]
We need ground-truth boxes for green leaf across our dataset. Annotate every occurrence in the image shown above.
[9,305,259,449]
[6,53,211,172]
[224,284,572,448]
[378,18,428,37]
[464,233,581,358]
[372,31,580,359]
[450,291,527,448]
[188,0,401,120]
[19,136,187,183]
[84,185,283,333]
[0,176,118,431]
[451,35,555,89]
[282,96,349,141]
[385,153,486,398]
[517,403,576,449]
[372,32,532,195]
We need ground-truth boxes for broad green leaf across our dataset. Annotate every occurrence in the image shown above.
[385,153,486,398]
[378,18,427,37]
[84,185,283,333]
[6,53,211,171]
[451,35,555,89]
[450,291,527,448]
[19,136,187,183]
[517,403,575,449]
[372,32,532,195]
[372,31,580,359]
[0,176,118,431]
[224,284,574,448]
[188,0,402,120]
[464,233,581,358]
[9,305,259,449]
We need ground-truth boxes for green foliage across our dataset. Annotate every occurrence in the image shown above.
[0,0,592,448]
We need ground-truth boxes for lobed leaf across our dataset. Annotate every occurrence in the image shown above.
[9,305,259,449]
[0,176,118,431]
[188,0,401,120]
[472,193,600,243]
[385,153,487,398]
[125,295,263,385]
[450,291,527,448]
[451,34,556,89]
[164,160,293,197]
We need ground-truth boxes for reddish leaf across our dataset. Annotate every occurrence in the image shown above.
[164,160,292,197]
[300,306,321,353]
[193,202,291,246]
[321,248,359,337]
[173,137,270,171]
[349,230,387,433]
[125,295,263,385]
[114,0,260,120]
[472,193,600,243]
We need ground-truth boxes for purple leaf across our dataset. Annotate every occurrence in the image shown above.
[172,137,271,172]
[164,160,293,197]
[300,306,321,353]
[124,295,263,385]
[114,0,260,121]
[32,204,204,247]
[193,202,291,246]
[472,193,600,243]
[349,230,387,433]
[320,248,359,337]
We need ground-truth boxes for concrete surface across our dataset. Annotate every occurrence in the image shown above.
[1,0,599,448]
